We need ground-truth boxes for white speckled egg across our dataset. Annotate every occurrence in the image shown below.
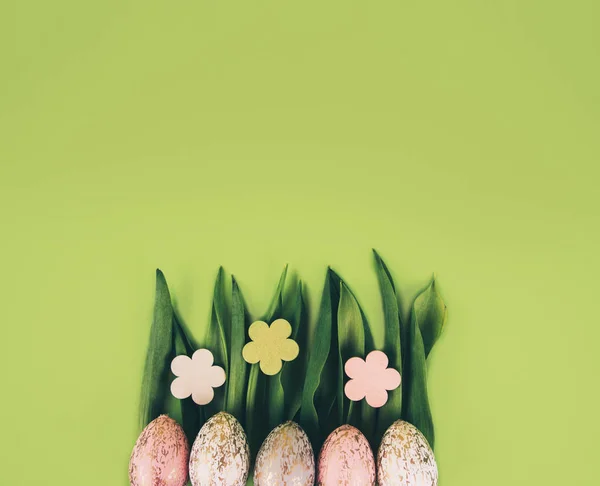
[189,412,250,486]
[317,424,375,486]
[377,420,438,486]
[254,421,315,486]
[129,415,189,486]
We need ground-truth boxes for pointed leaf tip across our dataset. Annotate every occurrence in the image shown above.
[414,278,447,359]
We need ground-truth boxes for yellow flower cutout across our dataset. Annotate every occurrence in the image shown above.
[242,319,299,375]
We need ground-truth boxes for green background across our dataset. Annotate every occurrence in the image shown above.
[1,1,599,484]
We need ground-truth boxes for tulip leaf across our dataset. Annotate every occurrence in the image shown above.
[245,364,267,461]
[357,311,377,447]
[203,267,229,417]
[264,266,288,430]
[373,250,403,439]
[246,266,287,457]
[173,316,202,443]
[139,269,175,428]
[299,268,341,448]
[281,281,308,421]
[402,305,435,449]
[337,282,365,425]
[415,277,448,358]
[225,276,247,424]
[264,265,288,321]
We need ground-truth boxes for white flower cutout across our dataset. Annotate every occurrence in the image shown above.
[170,349,226,405]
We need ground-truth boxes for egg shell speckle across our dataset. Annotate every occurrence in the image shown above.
[317,424,376,486]
[377,420,438,486]
[254,421,315,486]
[129,414,190,486]
[189,411,250,486]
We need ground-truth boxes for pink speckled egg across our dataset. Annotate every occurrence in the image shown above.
[317,425,376,486]
[377,420,438,486]
[254,421,315,486]
[129,415,190,486]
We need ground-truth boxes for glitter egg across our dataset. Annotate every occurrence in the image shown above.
[377,420,438,486]
[317,424,376,485]
[254,421,315,486]
[129,415,190,486]
[189,411,250,486]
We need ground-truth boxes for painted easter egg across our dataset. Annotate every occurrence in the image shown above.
[316,424,376,486]
[189,411,250,486]
[129,414,190,486]
[377,420,438,486]
[254,421,315,486]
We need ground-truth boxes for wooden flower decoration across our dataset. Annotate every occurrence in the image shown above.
[344,350,401,408]
[242,319,299,375]
[170,349,226,405]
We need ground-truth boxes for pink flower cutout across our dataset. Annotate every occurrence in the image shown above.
[344,350,401,408]
[170,349,226,405]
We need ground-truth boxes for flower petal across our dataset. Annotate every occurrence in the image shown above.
[171,355,192,377]
[192,386,215,406]
[260,355,283,375]
[344,357,366,379]
[365,388,389,408]
[344,379,366,402]
[382,368,402,390]
[208,365,226,388]
[365,350,389,370]
[270,319,292,339]
[192,348,214,367]
[170,377,192,400]
[248,321,270,341]
[279,338,299,362]
[242,341,261,364]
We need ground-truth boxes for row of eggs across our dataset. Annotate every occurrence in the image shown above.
[129,412,438,486]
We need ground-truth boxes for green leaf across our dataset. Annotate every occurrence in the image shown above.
[415,277,447,358]
[139,269,175,428]
[204,267,229,417]
[337,282,365,425]
[281,281,308,421]
[357,311,377,447]
[402,306,435,449]
[360,398,377,449]
[264,265,288,321]
[245,363,267,460]
[225,277,247,423]
[246,266,287,457]
[299,268,340,448]
[173,317,202,443]
[264,266,288,430]
[266,374,285,430]
[373,250,403,439]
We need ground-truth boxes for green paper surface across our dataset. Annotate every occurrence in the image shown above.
[1,1,599,485]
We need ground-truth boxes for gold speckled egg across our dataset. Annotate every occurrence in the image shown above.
[254,421,315,486]
[317,424,376,486]
[377,420,438,486]
[189,412,250,486]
